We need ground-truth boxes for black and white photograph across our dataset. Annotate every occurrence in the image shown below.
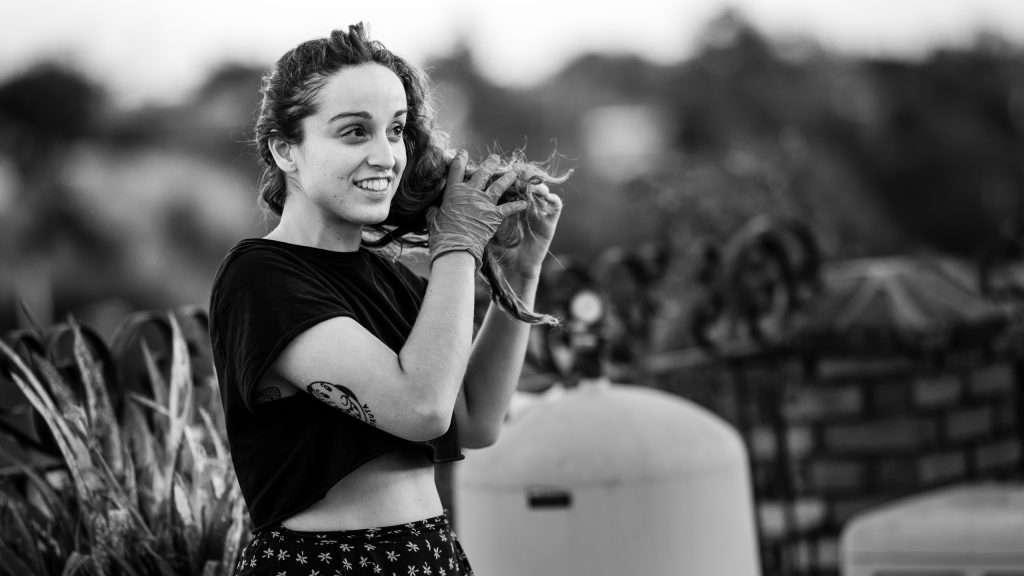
[2,1,1024,575]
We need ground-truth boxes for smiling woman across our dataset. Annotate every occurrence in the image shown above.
[264,63,410,238]
[208,22,566,576]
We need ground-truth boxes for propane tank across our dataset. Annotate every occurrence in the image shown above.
[455,375,761,576]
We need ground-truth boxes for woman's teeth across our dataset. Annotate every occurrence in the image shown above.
[356,178,389,192]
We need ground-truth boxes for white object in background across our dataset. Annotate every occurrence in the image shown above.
[505,384,566,423]
[456,377,761,576]
[841,483,1024,576]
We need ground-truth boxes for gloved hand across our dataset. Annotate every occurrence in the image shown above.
[428,151,529,268]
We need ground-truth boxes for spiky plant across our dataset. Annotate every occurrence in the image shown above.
[0,313,247,576]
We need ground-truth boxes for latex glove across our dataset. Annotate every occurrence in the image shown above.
[502,182,563,279]
[428,151,528,268]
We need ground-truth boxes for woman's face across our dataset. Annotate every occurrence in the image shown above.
[291,63,408,228]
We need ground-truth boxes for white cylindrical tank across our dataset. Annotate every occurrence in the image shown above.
[841,483,1024,576]
[455,379,761,576]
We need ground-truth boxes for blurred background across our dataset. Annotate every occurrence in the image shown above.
[6,4,1024,575]
[2,0,1024,342]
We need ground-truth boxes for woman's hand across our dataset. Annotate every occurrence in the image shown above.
[502,182,563,280]
[428,151,528,268]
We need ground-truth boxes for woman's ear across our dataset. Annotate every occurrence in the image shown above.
[268,136,298,173]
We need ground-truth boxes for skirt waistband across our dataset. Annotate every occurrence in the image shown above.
[266,513,450,543]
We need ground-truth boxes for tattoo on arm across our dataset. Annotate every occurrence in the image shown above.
[307,381,377,426]
[255,386,282,404]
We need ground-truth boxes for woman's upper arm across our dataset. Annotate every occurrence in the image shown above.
[268,315,452,442]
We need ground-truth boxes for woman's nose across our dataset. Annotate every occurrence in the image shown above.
[366,136,396,170]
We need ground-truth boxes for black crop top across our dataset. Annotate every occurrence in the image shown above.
[208,238,463,532]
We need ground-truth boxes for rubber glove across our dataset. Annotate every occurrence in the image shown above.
[428,151,528,268]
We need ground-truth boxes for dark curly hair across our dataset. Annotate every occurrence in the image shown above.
[254,23,444,221]
[253,23,570,325]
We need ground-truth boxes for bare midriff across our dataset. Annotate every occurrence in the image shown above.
[279,448,443,532]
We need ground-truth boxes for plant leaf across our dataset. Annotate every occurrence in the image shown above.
[201,559,219,576]
[0,538,41,576]
[1,344,64,426]
[140,542,180,576]
[35,349,81,420]
[60,552,91,576]
[217,498,247,576]
[15,297,46,344]
[120,428,138,511]
[166,313,194,449]
[1,308,246,576]
[108,549,146,576]
[197,407,227,463]
[140,343,169,427]
[0,343,92,501]
[68,318,124,475]
[128,392,171,420]
[3,462,62,521]
[0,493,46,574]
[172,473,196,530]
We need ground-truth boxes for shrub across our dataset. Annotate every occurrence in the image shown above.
[0,313,247,576]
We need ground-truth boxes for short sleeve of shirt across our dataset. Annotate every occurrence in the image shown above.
[209,245,357,408]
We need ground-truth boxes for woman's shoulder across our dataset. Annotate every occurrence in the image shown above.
[219,237,364,276]
[225,237,300,262]
[214,238,292,281]
[209,239,314,306]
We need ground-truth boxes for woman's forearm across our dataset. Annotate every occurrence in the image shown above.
[459,272,540,446]
[395,252,478,429]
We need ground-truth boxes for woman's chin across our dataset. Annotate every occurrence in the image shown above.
[360,208,392,226]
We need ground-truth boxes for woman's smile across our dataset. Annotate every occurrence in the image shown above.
[354,176,392,193]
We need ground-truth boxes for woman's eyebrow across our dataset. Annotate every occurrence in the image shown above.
[328,111,372,123]
[328,109,407,123]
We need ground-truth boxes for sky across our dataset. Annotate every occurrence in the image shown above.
[2,0,1024,107]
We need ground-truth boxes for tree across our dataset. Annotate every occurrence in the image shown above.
[0,64,104,179]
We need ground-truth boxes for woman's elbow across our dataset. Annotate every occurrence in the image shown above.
[460,423,501,449]
[401,405,453,442]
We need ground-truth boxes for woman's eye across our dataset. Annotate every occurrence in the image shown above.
[388,125,405,140]
[341,126,367,139]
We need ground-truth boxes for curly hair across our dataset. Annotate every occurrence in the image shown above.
[372,151,572,325]
[253,23,570,325]
[254,22,444,219]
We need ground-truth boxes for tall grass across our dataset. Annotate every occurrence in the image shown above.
[0,313,247,576]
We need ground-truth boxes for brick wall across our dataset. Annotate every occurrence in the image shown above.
[768,355,1020,575]
[646,352,1023,576]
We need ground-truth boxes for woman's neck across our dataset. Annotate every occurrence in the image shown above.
[267,201,364,252]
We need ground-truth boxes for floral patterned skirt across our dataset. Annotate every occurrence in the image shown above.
[235,513,474,576]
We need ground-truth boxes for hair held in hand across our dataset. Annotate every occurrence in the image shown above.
[252,23,571,326]
[364,150,572,327]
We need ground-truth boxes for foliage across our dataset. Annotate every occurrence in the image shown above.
[855,48,1024,254]
[0,313,247,576]
[0,64,104,179]
[2,9,1024,336]
[685,215,823,349]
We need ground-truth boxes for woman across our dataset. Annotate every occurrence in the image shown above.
[208,23,563,576]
